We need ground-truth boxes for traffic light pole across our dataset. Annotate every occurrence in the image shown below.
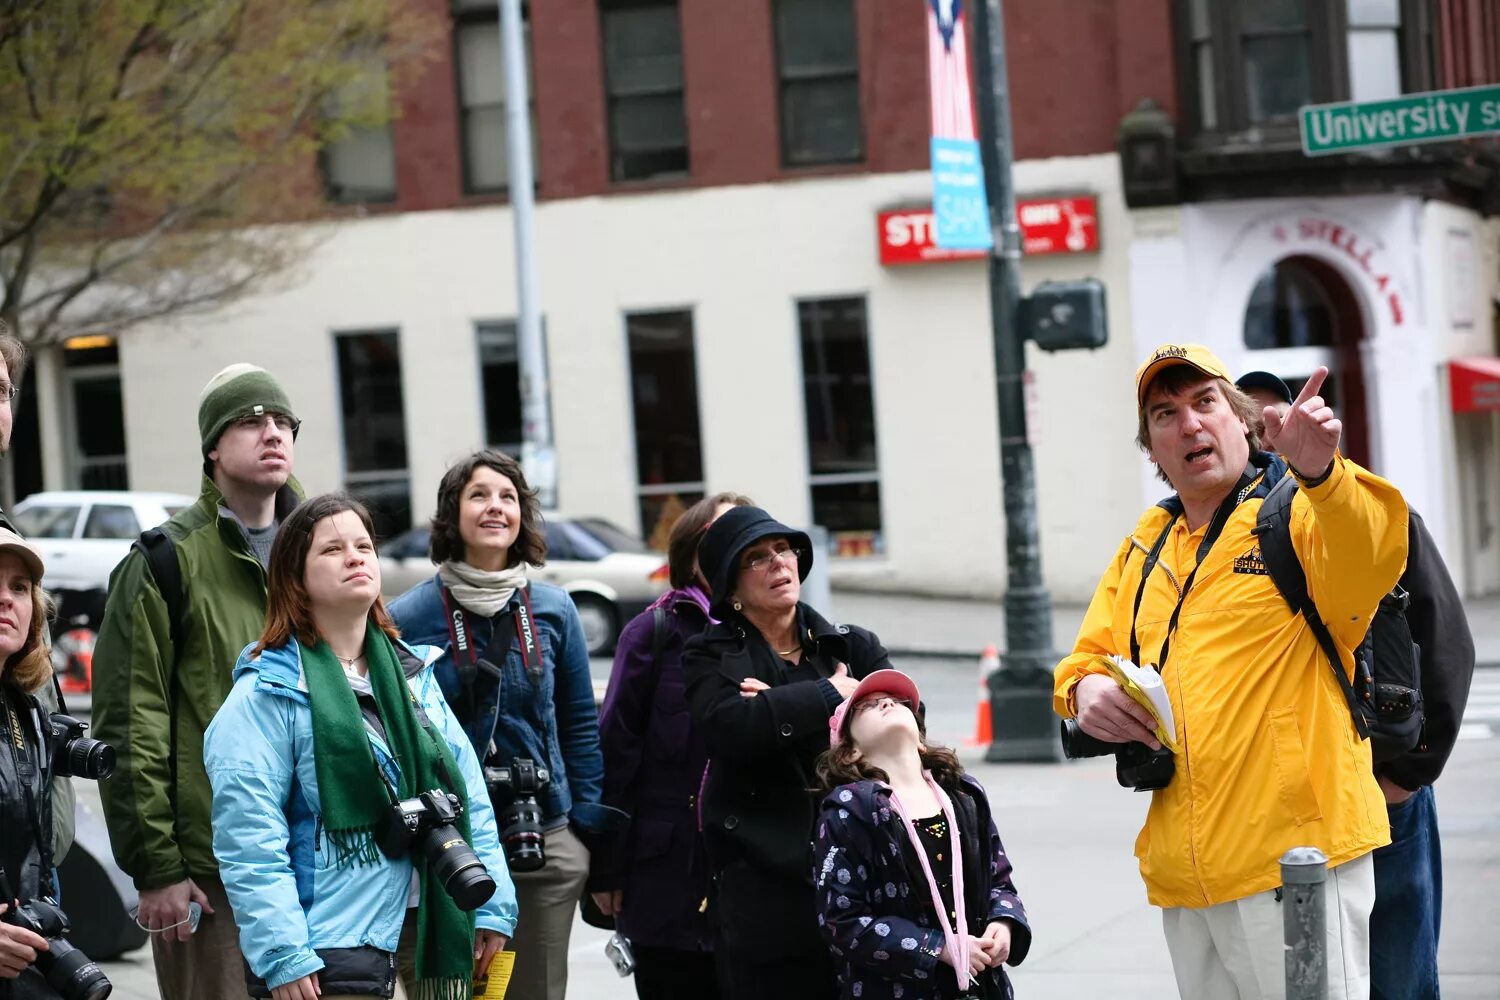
[971,0,1062,762]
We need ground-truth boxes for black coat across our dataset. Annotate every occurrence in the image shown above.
[682,603,891,958]
[1377,508,1477,791]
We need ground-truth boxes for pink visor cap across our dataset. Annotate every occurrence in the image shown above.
[828,669,922,746]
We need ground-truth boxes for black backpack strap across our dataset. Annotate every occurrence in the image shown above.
[1253,477,1371,739]
[135,527,186,661]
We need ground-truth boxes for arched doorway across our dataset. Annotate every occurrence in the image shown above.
[1242,255,1373,469]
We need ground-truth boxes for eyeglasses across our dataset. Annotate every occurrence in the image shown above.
[233,412,300,437]
[0,382,18,404]
[852,694,907,717]
[741,543,805,574]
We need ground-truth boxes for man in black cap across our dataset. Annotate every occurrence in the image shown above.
[683,505,891,1000]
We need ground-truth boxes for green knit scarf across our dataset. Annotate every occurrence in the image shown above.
[302,623,476,1000]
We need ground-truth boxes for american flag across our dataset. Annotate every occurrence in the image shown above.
[928,0,977,141]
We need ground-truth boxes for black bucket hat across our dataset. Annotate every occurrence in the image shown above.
[697,505,813,616]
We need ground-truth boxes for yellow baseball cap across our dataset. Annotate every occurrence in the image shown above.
[1134,344,1232,407]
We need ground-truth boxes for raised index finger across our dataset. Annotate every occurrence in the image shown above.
[1293,367,1329,409]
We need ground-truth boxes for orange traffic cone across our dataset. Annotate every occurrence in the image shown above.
[967,645,1000,746]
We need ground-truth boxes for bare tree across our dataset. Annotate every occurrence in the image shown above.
[0,0,438,344]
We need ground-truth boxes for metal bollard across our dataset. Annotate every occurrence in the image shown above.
[1281,846,1329,1000]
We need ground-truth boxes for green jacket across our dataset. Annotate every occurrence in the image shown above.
[93,476,301,889]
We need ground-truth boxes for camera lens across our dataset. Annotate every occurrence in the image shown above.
[1058,719,1118,760]
[62,737,115,780]
[501,798,546,874]
[421,825,496,912]
[36,937,112,1000]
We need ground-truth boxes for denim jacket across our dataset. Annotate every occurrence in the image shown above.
[203,638,518,992]
[388,575,612,834]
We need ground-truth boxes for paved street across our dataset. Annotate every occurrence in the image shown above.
[83,646,1500,999]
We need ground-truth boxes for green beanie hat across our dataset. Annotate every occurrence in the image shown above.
[198,363,298,456]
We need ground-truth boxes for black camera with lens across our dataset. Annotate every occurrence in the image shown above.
[45,714,115,781]
[1059,718,1176,791]
[376,789,496,911]
[483,758,549,874]
[2,895,112,1000]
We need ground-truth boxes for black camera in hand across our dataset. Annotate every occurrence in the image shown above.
[2,896,112,1000]
[46,714,114,781]
[376,789,496,911]
[484,758,549,873]
[1060,718,1176,791]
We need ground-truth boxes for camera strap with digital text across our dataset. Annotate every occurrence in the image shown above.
[440,583,538,718]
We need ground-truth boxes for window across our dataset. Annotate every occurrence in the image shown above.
[774,0,863,166]
[799,297,881,557]
[454,0,539,193]
[12,506,80,540]
[1176,0,1434,140]
[321,54,397,203]
[600,1,689,181]
[626,310,704,543]
[335,331,411,540]
[477,319,550,456]
[1244,260,1337,349]
[83,504,141,540]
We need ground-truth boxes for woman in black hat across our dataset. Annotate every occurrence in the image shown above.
[683,506,892,1000]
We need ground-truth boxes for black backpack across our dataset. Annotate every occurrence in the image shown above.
[134,527,187,658]
[1254,476,1423,763]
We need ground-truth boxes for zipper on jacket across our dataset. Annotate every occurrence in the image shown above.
[314,814,323,853]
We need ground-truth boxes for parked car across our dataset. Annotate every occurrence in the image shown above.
[12,490,195,592]
[379,515,668,656]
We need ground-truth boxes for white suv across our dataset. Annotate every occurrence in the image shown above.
[12,490,195,591]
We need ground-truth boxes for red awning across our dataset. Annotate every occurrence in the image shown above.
[1450,357,1500,412]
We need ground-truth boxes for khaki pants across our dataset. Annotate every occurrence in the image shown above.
[507,826,589,1000]
[1161,851,1375,1000]
[149,873,252,1000]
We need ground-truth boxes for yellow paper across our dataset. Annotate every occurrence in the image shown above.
[1102,655,1179,751]
[473,951,515,1000]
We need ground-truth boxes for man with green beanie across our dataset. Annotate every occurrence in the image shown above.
[94,363,303,999]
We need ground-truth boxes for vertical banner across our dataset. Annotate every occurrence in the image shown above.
[927,0,992,250]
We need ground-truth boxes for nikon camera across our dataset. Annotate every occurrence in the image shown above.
[2,895,112,1000]
[47,713,114,781]
[1059,719,1176,791]
[376,789,496,911]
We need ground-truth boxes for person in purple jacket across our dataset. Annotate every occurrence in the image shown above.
[587,492,752,999]
[814,669,1031,1000]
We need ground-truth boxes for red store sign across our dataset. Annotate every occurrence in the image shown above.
[878,195,1099,266]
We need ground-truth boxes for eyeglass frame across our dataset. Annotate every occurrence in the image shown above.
[230,410,301,440]
[740,541,806,575]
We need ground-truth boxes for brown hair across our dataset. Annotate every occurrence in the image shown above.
[3,583,53,695]
[255,493,400,654]
[1136,368,1263,485]
[816,704,967,793]
[667,492,755,590]
[0,321,27,388]
[428,450,546,568]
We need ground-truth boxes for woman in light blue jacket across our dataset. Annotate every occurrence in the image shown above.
[205,494,517,1000]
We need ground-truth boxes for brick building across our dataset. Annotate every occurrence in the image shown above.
[22,0,1500,599]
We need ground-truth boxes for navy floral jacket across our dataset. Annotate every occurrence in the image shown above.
[813,775,1031,1000]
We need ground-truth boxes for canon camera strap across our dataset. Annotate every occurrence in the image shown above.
[1128,463,1274,672]
[440,584,540,717]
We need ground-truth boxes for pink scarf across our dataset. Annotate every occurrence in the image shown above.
[886,772,972,990]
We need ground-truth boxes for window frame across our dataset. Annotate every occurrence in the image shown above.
[772,0,865,168]
[451,0,539,195]
[317,49,399,205]
[623,307,706,540]
[598,0,691,183]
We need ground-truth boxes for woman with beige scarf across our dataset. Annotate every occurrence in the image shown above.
[389,451,619,1000]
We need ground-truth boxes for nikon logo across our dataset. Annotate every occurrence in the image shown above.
[1233,548,1269,576]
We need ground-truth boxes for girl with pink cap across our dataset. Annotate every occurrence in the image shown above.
[813,670,1030,1000]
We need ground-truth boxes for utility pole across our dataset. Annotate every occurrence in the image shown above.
[971,0,1061,762]
[499,0,556,508]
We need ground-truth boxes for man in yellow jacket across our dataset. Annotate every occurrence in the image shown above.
[1055,344,1408,1000]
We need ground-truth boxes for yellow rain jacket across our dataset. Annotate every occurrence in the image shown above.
[1055,456,1408,908]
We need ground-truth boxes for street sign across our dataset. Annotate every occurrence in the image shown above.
[877,195,1099,266]
[1300,84,1500,156]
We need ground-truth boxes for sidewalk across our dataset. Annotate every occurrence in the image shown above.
[829,588,1500,667]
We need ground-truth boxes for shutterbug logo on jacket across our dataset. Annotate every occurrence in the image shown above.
[1234,547,1269,576]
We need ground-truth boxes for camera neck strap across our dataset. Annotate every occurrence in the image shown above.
[0,690,52,882]
[1129,465,1266,673]
[440,583,538,712]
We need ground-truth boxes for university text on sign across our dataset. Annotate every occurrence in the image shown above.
[1300,84,1500,156]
